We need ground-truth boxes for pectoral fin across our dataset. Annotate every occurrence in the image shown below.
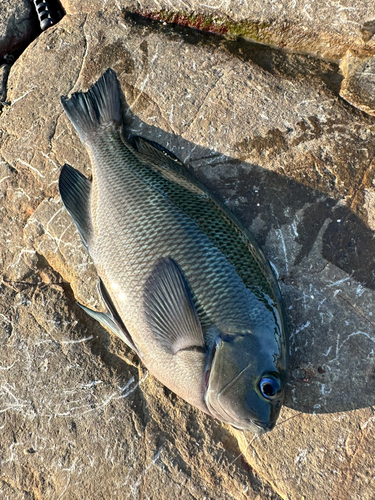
[144,258,204,355]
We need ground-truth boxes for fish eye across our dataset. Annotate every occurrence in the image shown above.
[259,376,281,400]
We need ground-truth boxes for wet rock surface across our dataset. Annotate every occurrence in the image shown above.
[1,3,375,500]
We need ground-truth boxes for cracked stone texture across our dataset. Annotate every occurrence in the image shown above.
[1,5,375,500]
[0,0,39,63]
[340,48,375,117]
[60,0,375,60]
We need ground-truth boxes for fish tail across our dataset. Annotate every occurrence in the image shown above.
[61,68,121,143]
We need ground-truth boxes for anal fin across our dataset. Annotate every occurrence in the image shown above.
[98,279,137,352]
[78,278,137,353]
[78,303,134,349]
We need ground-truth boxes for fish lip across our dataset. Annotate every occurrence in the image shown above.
[206,388,276,433]
[245,420,275,433]
[231,422,268,434]
[206,390,271,433]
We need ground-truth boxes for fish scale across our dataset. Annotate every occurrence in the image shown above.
[89,130,254,333]
[59,69,288,432]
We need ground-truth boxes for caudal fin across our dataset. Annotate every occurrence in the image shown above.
[61,68,121,143]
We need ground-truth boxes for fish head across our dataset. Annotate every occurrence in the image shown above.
[204,332,286,434]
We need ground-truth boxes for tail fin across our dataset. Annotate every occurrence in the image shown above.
[61,68,121,143]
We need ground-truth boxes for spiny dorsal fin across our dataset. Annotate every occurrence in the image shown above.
[58,164,93,251]
[133,136,207,196]
[143,258,204,355]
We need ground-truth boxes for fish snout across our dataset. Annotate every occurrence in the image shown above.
[230,415,276,434]
[250,418,276,433]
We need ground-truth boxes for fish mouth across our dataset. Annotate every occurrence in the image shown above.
[231,419,275,433]
[206,394,273,433]
[204,336,277,433]
[205,364,276,433]
[205,376,273,433]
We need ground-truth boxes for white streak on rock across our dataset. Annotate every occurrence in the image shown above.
[0,361,16,370]
[12,88,35,104]
[290,321,311,341]
[323,346,332,356]
[61,335,93,345]
[125,443,165,496]
[41,152,59,171]
[129,75,149,111]
[276,228,288,273]
[327,277,350,287]
[295,448,308,464]
[17,159,45,178]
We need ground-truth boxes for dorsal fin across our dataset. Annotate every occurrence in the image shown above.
[132,136,207,196]
[58,164,93,251]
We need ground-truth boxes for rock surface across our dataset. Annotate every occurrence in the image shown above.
[0,0,39,63]
[1,3,375,500]
[340,48,375,116]
[60,0,375,60]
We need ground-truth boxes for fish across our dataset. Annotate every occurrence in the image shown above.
[59,68,288,433]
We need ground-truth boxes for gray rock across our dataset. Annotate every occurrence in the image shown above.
[0,0,39,62]
[60,0,375,59]
[1,6,375,500]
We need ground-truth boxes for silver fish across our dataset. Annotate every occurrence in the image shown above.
[59,69,288,433]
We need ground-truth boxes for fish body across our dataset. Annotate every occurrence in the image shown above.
[59,69,288,433]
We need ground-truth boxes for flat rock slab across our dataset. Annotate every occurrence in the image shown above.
[1,7,375,500]
[61,0,375,59]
